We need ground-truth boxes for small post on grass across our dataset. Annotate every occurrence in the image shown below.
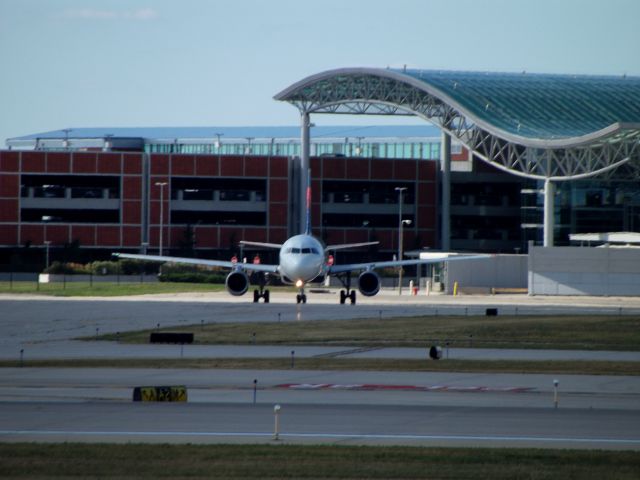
[273,404,281,441]
[19,348,24,367]
[278,312,281,322]
[291,350,295,369]
[253,379,258,404]
[553,379,559,409]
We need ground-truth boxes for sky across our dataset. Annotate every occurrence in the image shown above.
[1,0,639,145]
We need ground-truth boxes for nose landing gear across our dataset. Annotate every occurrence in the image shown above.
[295,280,307,304]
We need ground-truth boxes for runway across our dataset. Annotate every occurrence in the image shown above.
[1,403,639,449]
[1,368,639,410]
[1,290,639,449]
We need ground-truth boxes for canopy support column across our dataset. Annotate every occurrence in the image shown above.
[440,131,451,251]
[300,112,311,234]
[543,178,555,247]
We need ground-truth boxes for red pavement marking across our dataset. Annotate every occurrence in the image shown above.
[275,384,533,393]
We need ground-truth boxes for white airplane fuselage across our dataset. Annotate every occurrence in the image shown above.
[278,234,326,285]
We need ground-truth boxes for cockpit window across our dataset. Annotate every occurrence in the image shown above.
[286,246,319,254]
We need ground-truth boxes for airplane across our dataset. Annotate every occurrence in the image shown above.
[114,177,488,304]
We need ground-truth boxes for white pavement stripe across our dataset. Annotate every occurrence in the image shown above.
[1,430,639,445]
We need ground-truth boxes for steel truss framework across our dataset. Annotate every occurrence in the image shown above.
[275,68,640,181]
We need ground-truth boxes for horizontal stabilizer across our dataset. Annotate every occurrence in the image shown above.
[329,254,491,274]
[113,253,279,273]
[239,240,283,249]
[325,241,379,252]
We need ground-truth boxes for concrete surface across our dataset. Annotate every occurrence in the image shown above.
[1,289,639,449]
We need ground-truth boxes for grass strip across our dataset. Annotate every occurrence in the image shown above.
[106,315,640,351]
[0,443,639,479]
[1,358,637,375]
[0,281,225,297]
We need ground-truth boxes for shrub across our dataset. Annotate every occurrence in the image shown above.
[158,263,226,284]
[158,271,226,284]
[87,261,120,275]
[119,259,160,275]
[43,261,89,274]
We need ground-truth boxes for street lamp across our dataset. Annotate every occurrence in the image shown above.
[42,215,53,269]
[399,219,412,295]
[395,187,408,295]
[155,182,168,256]
[44,241,51,269]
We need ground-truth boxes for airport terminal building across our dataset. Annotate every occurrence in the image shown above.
[1,68,639,275]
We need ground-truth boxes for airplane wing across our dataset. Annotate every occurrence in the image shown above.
[328,254,491,274]
[113,253,280,274]
[239,240,283,249]
[325,241,379,251]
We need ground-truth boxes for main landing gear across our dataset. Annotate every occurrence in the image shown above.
[253,288,270,303]
[337,273,357,305]
[252,273,270,303]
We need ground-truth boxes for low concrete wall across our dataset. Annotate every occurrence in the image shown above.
[528,246,640,296]
[38,274,159,283]
[445,255,528,294]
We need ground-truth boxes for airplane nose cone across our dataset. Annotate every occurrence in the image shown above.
[280,255,323,283]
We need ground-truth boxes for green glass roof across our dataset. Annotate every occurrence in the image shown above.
[397,69,640,140]
[276,68,640,180]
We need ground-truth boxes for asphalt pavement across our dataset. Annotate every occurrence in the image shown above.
[1,290,639,449]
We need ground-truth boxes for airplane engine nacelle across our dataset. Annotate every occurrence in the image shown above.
[225,271,249,296]
[358,270,380,297]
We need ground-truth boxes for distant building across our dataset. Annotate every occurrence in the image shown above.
[1,126,637,270]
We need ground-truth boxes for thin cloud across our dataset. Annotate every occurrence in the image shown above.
[61,8,159,21]
[123,8,159,21]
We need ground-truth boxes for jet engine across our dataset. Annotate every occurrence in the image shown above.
[357,270,380,297]
[225,271,249,296]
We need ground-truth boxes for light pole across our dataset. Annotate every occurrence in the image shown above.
[42,215,53,269]
[44,241,51,269]
[398,219,412,295]
[155,182,168,256]
[395,187,407,295]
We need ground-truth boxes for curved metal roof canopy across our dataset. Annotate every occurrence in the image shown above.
[275,68,640,180]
